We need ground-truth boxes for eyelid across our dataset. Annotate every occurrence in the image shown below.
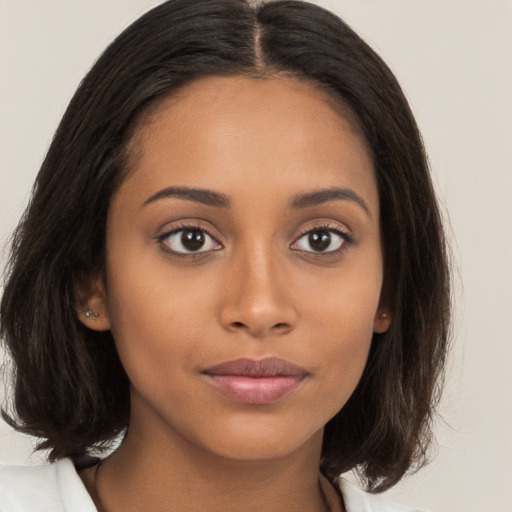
[290,221,354,254]
[296,220,353,240]
[154,219,353,257]
[156,221,223,256]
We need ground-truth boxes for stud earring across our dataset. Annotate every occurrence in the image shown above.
[84,309,99,321]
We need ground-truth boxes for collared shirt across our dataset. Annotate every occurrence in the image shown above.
[0,459,427,512]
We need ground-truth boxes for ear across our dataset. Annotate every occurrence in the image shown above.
[76,275,111,331]
[373,307,392,334]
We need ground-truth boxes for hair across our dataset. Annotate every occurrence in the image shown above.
[0,0,450,493]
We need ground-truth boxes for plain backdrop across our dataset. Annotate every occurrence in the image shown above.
[1,1,511,511]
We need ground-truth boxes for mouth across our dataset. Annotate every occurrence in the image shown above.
[201,357,309,405]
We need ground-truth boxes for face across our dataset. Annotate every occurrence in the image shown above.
[84,75,390,462]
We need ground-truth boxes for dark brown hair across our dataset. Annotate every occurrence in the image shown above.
[0,0,450,493]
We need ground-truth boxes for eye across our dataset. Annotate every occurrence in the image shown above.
[159,227,221,254]
[291,228,347,253]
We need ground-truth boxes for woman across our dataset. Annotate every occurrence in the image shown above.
[0,1,450,510]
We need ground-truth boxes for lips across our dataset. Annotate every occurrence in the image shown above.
[202,357,309,405]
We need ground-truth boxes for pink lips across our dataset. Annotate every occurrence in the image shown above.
[202,357,308,405]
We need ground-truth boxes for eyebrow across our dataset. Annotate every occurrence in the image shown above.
[289,187,371,217]
[142,185,371,217]
[142,187,231,208]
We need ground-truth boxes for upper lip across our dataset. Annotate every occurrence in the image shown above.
[202,357,309,378]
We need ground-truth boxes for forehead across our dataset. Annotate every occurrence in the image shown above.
[145,74,365,132]
[120,75,376,211]
[134,74,369,155]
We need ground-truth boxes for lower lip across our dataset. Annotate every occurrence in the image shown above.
[205,375,304,404]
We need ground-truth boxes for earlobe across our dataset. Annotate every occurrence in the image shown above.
[373,309,392,334]
[77,277,111,331]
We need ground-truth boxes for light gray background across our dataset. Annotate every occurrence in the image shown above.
[1,1,511,511]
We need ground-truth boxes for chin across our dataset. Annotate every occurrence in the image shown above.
[189,421,324,463]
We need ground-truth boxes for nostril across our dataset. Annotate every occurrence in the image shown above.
[232,321,246,328]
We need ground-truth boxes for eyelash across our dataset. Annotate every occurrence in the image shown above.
[156,223,222,258]
[156,222,353,257]
[291,223,353,256]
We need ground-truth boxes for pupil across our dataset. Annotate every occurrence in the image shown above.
[309,231,331,251]
[181,230,205,251]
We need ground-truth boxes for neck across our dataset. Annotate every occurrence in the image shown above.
[86,401,340,512]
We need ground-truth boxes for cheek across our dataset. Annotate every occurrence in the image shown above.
[304,316,374,424]
[103,250,210,383]
[304,257,382,341]
[301,263,382,404]
[107,299,197,373]
[312,302,374,389]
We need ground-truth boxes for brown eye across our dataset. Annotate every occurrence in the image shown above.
[292,228,346,253]
[161,228,221,254]
[308,231,332,252]
[182,230,206,251]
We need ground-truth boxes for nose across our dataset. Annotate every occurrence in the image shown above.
[218,244,298,338]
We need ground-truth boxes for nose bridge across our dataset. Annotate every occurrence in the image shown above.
[241,242,278,301]
[219,237,297,336]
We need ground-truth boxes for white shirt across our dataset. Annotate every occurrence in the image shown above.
[0,459,427,512]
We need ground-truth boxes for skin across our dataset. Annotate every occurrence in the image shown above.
[80,75,391,512]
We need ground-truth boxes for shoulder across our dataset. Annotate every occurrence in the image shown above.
[339,478,429,512]
[0,459,97,512]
